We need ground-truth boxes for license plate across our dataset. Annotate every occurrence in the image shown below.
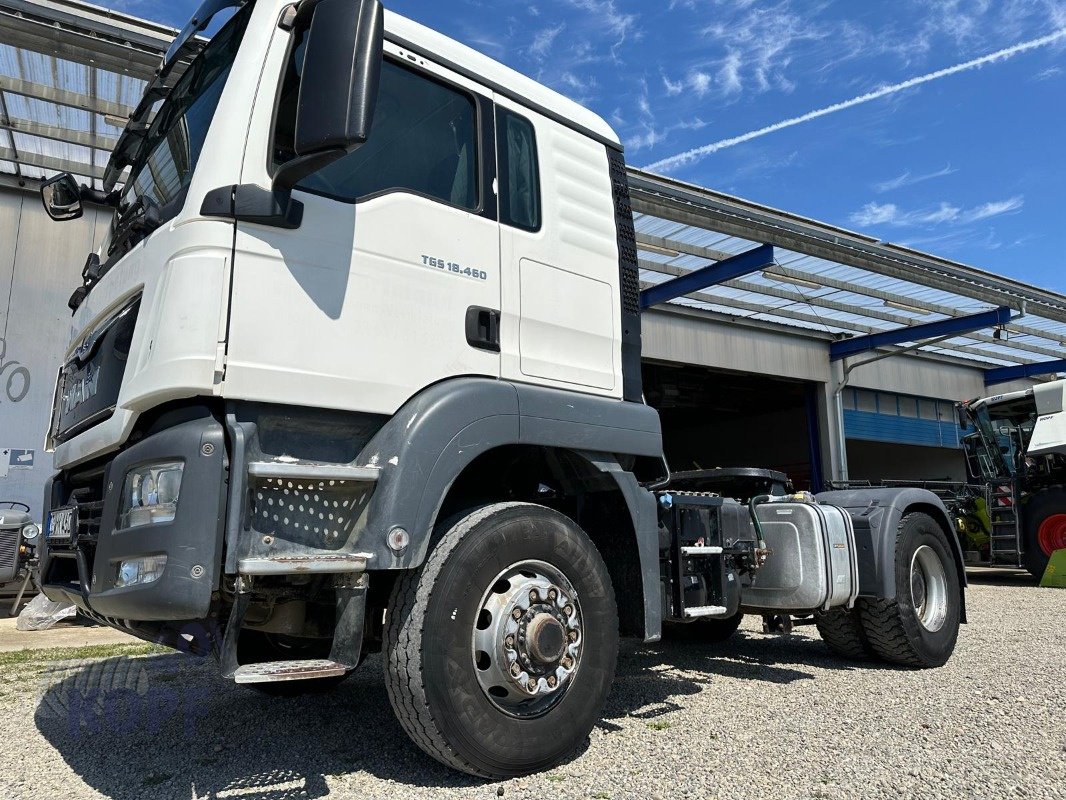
[48,507,77,541]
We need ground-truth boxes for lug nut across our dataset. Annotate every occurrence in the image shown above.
[567,630,579,643]
[527,679,538,692]
[547,676,558,688]
[548,589,558,602]
[510,662,522,677]
[512,608,522,621]
[505,635,515,648]
[529,589,539,603]
[564,605,574,617]
[562,656,574,669]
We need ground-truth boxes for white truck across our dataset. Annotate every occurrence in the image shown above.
[37,0,966,778]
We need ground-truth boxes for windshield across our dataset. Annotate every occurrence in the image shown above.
[110,4,253,254]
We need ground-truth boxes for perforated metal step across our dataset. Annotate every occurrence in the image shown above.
[683,605,729,619]
[233,659,348,684]
[239,553,372,575]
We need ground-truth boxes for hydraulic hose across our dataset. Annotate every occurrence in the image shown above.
[749,494,772,567]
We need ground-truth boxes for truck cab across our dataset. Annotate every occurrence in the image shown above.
[37,0,966,779]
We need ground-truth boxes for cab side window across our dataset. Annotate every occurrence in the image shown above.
[497,109,541,231]
[275,57,480,210]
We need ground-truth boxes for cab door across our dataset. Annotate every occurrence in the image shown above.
[224,42,500,415]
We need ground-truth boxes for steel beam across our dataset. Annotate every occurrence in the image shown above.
[640,244,774,309]
[627,168,1066,324]
[638,258,1066,361]
[0,75,135,119]
[0,117,117,151]
[830,306,1012,362]
[985,360,1066,386]
[0,145,102,178]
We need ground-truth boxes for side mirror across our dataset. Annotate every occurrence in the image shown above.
[274,0,384,190]
[41,173,84,221]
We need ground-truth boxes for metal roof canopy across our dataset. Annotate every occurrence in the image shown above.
[0,0,181,188]
[629,168,1066,380]
[1,0,1063,383]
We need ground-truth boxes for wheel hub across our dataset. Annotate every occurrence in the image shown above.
[1037,514,1066,557]
[910,544,948,633]
[471,560,583,718]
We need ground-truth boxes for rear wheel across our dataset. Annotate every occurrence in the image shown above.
[384,502,618,778]
[859,513,961,668]
[1023,490,1066,578]
[814,606,872,661]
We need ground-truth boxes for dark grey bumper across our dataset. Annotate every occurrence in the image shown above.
[41,416,227,621]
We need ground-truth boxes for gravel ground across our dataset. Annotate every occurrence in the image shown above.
[0,572,1062,800]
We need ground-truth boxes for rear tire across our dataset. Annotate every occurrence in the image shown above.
[384,502,619,778]
[859,513,961,668]
[1022,490,1066,579]
[814,606,872,661]
[663,612,743,643]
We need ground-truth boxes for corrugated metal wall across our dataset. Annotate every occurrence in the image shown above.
[0,187,111,520]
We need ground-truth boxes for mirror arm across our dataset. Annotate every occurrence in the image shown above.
[201,184,305,229]
[80,186,121,208]
[272,149,349,192]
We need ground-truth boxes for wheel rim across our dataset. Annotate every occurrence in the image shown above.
[471,560,583,719]
[910,545,948,632]
[1037,514,1066,557]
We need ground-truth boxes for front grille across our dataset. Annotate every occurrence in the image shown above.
[0,528,18,577]
[59,464,107,548]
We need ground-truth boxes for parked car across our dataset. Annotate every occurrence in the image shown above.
[0,502,40,613]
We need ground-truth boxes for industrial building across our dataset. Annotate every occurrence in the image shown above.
[3,0,1066,518]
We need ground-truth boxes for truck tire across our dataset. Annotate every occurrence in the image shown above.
[859,513,961,668]
[814,607,872,661]
[384,502,618,778]
[1022,490,1066,579]
[663,612,744,643]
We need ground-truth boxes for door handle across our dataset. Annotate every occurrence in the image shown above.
[466,307,501,353]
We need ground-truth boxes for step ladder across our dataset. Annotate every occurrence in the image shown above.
[986,483,1023,567]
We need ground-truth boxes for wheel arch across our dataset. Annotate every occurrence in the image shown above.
[817,488,968,623]
[358,378,664,641]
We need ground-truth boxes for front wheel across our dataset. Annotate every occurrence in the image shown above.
[859,513,961,668]
[384,503,619,778]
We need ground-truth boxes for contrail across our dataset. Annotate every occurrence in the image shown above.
[645,29,1066,173]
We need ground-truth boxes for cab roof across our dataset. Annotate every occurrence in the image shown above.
[384,10,622,151]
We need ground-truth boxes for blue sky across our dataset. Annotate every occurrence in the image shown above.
[112,0,1066,290]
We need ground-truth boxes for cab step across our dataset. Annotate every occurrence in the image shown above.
[683,605,730,619]
[233,659,348,684]
[238,553,372,575]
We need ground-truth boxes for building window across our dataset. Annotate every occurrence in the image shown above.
[497,108,541,231]
[843,389,857,411]
[899,396,919,418]
[919,399,939,421]
[877,393,898,415]
[856,390,878,413]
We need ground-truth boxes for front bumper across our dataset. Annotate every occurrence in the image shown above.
[41,416,227,621]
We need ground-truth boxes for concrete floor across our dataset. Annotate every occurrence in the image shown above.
[0,616,136,653]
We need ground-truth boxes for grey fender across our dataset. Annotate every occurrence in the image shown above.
[817,488,968,622]
[357,378,664,573]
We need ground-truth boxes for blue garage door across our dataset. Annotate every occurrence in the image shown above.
[843,389,962,448]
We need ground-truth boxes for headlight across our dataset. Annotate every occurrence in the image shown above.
[119,461,184,529]
[21,523,40,541]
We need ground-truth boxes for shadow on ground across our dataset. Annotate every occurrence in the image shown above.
[33,627,865,799]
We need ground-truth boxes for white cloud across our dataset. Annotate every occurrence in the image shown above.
[646,28,1066,173]
[529,24,565,59]
[874,165,958,193]
[662,74,685,96]
[848,196,1024,227]
[689,71,713,97]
